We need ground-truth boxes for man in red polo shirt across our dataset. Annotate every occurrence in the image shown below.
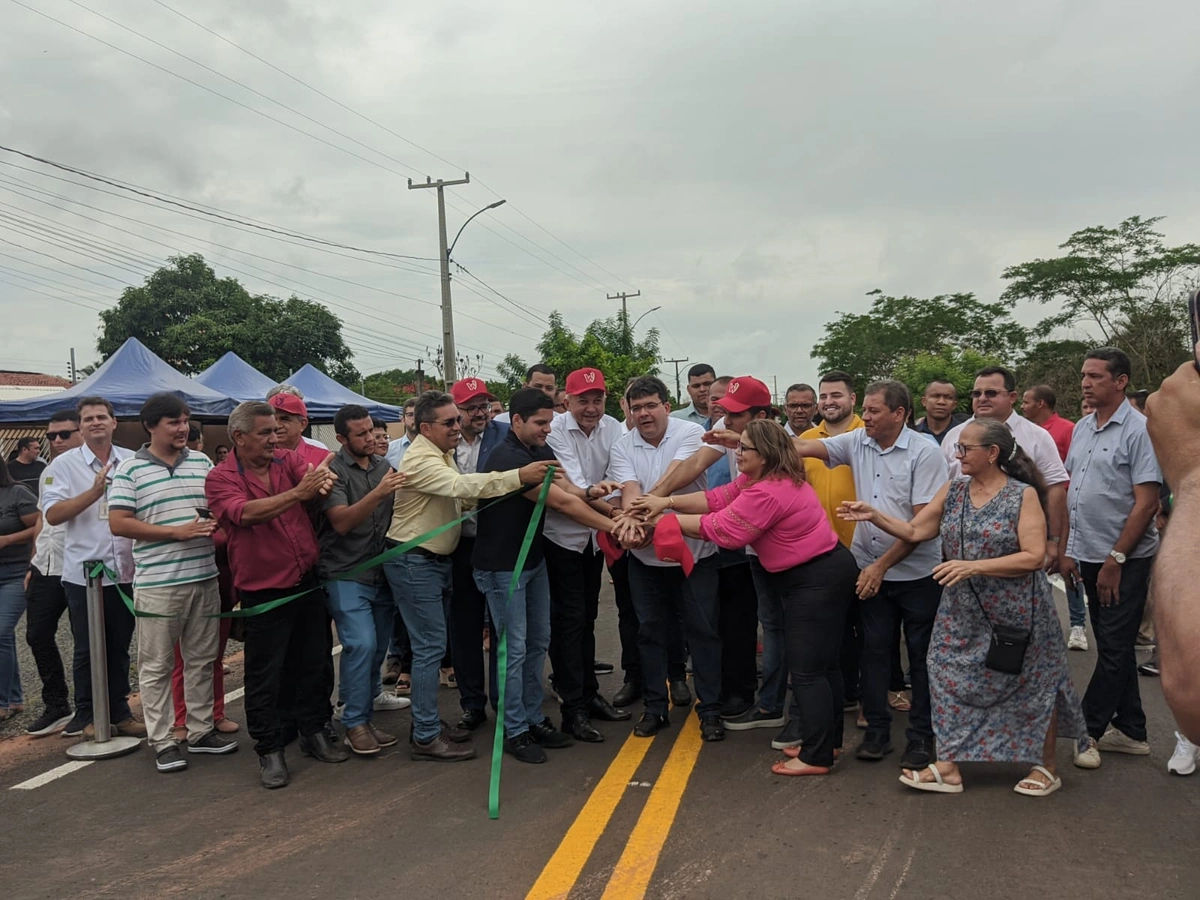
[207,400,347,789]
[1021,384,1075,461]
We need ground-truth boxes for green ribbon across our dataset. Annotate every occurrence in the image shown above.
[489,467,554,820]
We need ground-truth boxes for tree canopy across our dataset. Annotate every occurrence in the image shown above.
[97,254,360,384]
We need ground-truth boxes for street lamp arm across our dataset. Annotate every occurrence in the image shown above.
[448,199,507,258]
[632,306,663,331]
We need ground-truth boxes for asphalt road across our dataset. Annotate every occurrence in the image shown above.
[1,583,1197,900]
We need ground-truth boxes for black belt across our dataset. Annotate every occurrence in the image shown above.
[386,540,450,562]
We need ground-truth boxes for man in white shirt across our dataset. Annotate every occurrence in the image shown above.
[41,396,143,740]
[23,409,84,736]
[940,367,1069,570]
[609,376,724,742]
[545,368,631,742]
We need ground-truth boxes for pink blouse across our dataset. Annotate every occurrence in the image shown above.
[699,475,839,573]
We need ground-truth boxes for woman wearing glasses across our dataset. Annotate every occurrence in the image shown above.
[839,419,1086,796]
[631,419,858,776]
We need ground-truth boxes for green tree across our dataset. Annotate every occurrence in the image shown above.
[499,310,660,418]
[361,368,423,405]
[1001,216,1200,388]
[811,290,1029,394]
[893,348,1004,415]
[97,254,360,384]
[1015,338,1092,419]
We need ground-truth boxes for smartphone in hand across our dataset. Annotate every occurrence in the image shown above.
[1189,288,1200,372]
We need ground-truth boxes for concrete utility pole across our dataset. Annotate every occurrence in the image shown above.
[408,174,470,383]
[662,357,690,402]
[68,347,77,383]
[608,291,641,354]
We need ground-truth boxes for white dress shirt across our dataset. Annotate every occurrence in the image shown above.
[941,411,1069,484]
[41,442,135,586]
[31,471,65,578]
[607,418,717,568]
[455,432,484,538]
[544,412,625,553]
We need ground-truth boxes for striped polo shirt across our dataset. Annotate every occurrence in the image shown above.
[109,446,218,589]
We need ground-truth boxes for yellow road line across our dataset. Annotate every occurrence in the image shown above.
[526,734,655,900]
[600,722,703,900]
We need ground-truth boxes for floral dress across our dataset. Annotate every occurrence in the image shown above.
[930,477,1087,762]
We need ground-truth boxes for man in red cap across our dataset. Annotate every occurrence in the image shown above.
[645,376,785,744]
[544,367,633,742]
[267,392,331,469]
[446,377,510,732]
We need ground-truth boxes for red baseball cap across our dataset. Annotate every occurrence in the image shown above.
[653,514,695,576]
[451,378,496,406]
[718,376,772,413]
[595,530,625,567]
[268,393,308,418]
[564,367,606,395]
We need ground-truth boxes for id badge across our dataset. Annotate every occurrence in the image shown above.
[98,497,109,520]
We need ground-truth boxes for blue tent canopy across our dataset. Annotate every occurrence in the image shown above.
[0,338,238,423]
[195,352,279,402]
[285,364,401,422]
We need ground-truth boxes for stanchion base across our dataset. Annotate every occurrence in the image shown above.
[65,736,142,760]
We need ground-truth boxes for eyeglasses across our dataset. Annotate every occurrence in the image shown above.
[970,389,1004,400]
[46,429,79,441]
[436,416,462,428]
[628,401,663,415]
[785,403,815,411]
[461,403,489,415]
[953,442,988,457]
[735,444,758,455]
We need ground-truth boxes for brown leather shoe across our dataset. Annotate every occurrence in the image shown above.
[345,724,381,755]
[411,733,477,762]
[369,723,397,748]
[114,718,147,738]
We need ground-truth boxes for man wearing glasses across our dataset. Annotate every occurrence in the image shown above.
[22,410,84,736]
[384,390,558,762]
[941,367,1069,571]
[782,383,818,437]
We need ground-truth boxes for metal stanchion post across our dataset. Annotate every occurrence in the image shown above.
[66,560,141,760]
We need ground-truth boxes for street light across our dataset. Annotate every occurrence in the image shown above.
[449,199,507,259]
[631,306,662,332]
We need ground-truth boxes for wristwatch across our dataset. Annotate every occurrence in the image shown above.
[1109,550,1127,565]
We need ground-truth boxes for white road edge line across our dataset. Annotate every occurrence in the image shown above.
[8,645,344,791]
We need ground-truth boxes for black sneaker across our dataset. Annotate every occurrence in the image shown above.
[633,712,670,738]
[719,696,753,719]
[60,713,87,738]
[856,735,894,761]
[700,716,725,742]
[505,732,548,764]
[1138,660,1160,677]
[770,718,803,750]
[529,717,574,749]
[188,730,239,755]
[593,661,615,674]
[669,679,693,707]
[26,708,73,737]
[899,739,932,769]
[724,707,786,731]
[156,745,188,773]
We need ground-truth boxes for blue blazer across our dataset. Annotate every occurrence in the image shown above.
[478,419,510,469]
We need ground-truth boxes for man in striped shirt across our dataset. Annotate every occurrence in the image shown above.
[109,393,238,774]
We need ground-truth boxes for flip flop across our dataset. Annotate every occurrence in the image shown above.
[395,677,412,696]
[1014,765,1062,797]
[782,746,840,760]
[899,764,963,793]
[771,759,831,777]
[889,691,912,711]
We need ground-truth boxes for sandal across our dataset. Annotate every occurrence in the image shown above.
[899,763,963,793]
[771,759,831,777]
[1014,765,1062,797]
[888,691,911,711]
[0,704,24,721]
[395,676,412,696]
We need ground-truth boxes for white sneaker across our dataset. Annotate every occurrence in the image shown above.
[1168,732,1200,775]
[1067,626,1088,651]
[373,690,411,711]
[1097,725,1150,755]
[1073,736,1101,769]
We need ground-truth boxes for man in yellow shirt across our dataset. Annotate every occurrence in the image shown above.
[383,390,557,763]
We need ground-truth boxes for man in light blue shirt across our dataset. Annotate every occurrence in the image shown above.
[670,363,716,425]
[383,397,418,687]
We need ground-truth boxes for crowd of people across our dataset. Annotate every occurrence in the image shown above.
[0,348,1194,793]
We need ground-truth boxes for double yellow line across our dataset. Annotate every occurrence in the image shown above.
[526,723,704,900]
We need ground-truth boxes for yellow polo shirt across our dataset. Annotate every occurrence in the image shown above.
[802,415,864,548]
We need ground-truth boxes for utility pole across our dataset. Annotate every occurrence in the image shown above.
[608,290,641,354]
[415,359,425,396]
[408,173,470,384]
[662,357,690,402]
[68,347,77,384]
[773,375,779,407]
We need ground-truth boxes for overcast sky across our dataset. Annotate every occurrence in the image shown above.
[2,0,1198,390]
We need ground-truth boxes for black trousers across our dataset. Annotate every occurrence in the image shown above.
[841,597,863,704]
[717,558,759,705]
[767,545,858,767]
[241,576,332,756]
[63,582,135,726]
[1080,557,1152,742]
[628,555,721,718]
[25,566,71,713]
[448,537,497,713]
[546,540,604,718]
[610,553,685,689]
[859,575,943,745]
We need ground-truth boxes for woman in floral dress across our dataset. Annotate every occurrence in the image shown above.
[840,419,1087,796]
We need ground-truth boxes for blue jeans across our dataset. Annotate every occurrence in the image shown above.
[749,558,800,720]
[0,567,26,707]
[384,553,452,743]
[474,561,552,738]
[1065,565,1087,629]
[326,579,394,729]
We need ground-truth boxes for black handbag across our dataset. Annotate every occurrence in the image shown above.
[958,483,1032,676]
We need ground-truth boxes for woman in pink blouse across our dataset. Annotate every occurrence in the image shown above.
[632,420,858,775]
